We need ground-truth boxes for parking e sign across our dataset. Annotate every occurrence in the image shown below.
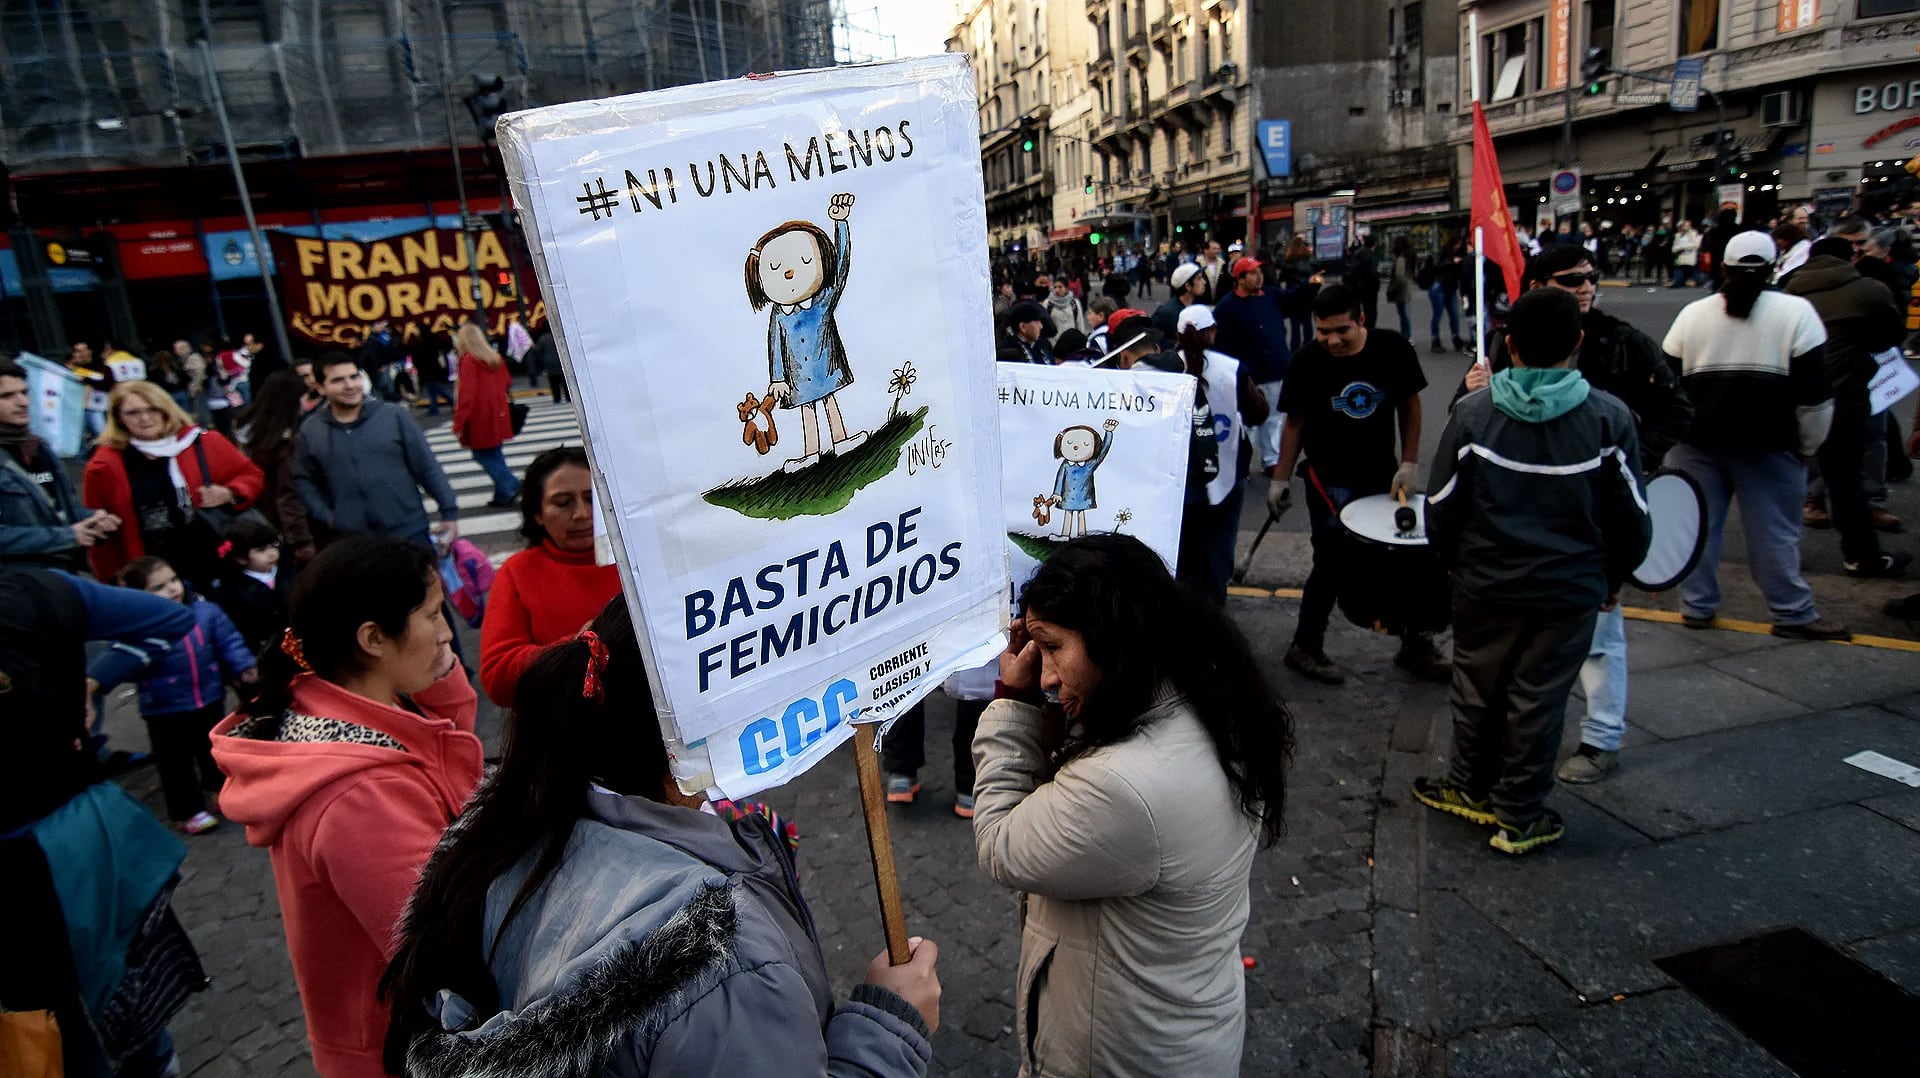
[1259,120,1291,178]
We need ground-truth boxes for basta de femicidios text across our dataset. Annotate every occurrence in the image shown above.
[683,507,963,694]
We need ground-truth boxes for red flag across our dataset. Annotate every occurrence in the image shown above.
[1470,102,1527,303]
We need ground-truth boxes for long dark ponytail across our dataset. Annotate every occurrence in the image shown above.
[381,594,669,1070]
[1178,323,1211,377]
[1017,534,1295,846]
[245,536,437,718]
[1720,265,1772,320]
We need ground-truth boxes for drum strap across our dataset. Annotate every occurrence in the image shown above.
[1303,464,1337,514]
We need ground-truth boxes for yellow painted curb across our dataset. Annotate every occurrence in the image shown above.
[1228,586,1920,654]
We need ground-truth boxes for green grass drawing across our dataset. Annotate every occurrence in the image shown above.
[1006,530,1062,564]
[703,407,929,520]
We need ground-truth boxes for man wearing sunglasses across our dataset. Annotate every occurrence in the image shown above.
[1456,245,1691,785]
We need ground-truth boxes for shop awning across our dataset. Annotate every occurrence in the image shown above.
[1048,225,1092,242]
[1501,148,1664,186]
[1662,130,1779,169]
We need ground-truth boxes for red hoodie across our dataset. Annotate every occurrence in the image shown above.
[210,668,483,1078]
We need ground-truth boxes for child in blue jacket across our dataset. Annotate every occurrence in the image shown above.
[115,555,257,834]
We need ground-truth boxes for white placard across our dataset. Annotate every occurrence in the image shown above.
[1843,750,1920,788]
[1868,347,1918,416]
[499,56,1008,799]
[996,364,1194,593]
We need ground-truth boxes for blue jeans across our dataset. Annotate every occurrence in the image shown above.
[1428,282,1460,343]
[1394,299,1412,339]
[1578,606,1627,751]
[1664,444,1818,627]
[1177,481,1246,603]
[420,380,455,416]
[471,445,520,503]
[1254,381,1285,471]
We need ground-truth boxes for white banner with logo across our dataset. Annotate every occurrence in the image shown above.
[499,55,1008,799]
[996,363,1194,593]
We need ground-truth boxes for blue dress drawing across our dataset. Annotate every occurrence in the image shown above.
[1052,428,1115,512]
[768,217,852,407]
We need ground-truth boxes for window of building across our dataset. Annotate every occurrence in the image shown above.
[190,0,273,44]
[1403,3,1423,51]
[326,1,396,86]
[1219,16,1234,68]
[1485,19,1541,102]
[1033,7,1044,53]
[1678,0,1718,54]
[1388,7,1398,45]
[1174,33,1187,82]
[1221,108,1234,152]
[1858,0,1918,14]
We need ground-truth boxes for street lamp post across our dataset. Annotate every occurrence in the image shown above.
[435,4,487,315]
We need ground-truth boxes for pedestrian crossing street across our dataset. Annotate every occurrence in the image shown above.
[419,396,582,565]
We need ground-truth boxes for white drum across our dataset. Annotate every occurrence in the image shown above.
[1631,470,1707,592]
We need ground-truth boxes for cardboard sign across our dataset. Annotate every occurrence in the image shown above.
[18,354,85,459]
[1869,347,1918,416]
[498,55,1007,799]
[996,364,1193,593]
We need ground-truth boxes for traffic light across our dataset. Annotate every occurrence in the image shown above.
[1580,47,1608,96]
[1020,124,1037,153]
[1084,173,1095,194]
[495,270,513,286]
[1089,231,1103,246]
[465,73,509,142]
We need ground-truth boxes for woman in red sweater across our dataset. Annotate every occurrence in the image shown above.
[211,536,482,1078]
[83,380,265,586]
[450,321,519,507]
[479,446,621,706]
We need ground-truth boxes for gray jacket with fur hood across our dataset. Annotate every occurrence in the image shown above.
[399,787,932,1078]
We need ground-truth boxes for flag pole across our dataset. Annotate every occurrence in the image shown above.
[1470,12,1489,369]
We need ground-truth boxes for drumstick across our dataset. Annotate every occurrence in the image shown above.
[1393,489,1417,534]
[1232,509,1281,583]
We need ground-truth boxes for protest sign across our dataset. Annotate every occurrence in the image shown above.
[997,363,1194,592]
[498,55,1007,800]
[18,354,85,459]
[264,227,544,349]
[1869,347,1918,416]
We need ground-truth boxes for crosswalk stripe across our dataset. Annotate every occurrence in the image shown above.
[415,404,583,550]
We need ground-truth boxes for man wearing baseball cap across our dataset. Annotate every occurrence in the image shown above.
[997,300,1055,364]
[1214,252,1317,475]
[1661,229,1853,641]
[1153,262,1211,342]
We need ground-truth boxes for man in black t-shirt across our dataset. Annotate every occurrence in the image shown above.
[1271,285,1446,684]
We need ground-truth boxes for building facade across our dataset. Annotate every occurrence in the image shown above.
[1456,0,1920,237]
[0,0,836,354]
[952,0,1468,262]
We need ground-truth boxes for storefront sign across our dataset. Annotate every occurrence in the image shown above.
[1547,0,1572,91]
[496,54,1007,799]
[265,226,544,347]
[1716,182,1746,221]
[1777,0,1817,33]
[1854,79,1920,115]
[1864,114,1920,148]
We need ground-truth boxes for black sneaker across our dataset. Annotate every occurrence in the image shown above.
[1430,339,1446,354]
[1394,637,1452,683]
[1844,551,1912,579]
[1284,643,1346,685]
[1885,594,1920,620]
[1411,777,1497,826]
[1490,808,1565,854]
[1771,618,1853,642]
[1680,612,1717,630]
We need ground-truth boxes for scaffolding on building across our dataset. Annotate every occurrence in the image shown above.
[0,0,848,176]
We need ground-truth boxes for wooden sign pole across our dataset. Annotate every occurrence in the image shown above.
[852,729,912,965]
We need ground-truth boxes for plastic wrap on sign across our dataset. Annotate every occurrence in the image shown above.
[496,56,1008,800]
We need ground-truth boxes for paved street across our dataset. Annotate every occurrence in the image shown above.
[103,289,1920,1075]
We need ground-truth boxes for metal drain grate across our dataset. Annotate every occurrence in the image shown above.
[1654,926,1920,1078]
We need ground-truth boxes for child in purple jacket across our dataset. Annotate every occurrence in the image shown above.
[115,555,257,833]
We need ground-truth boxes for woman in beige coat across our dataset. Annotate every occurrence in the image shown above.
[973,535,1296,1077]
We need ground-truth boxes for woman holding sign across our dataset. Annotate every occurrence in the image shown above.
[973,534,1295,1077]
[383,595,942,1077]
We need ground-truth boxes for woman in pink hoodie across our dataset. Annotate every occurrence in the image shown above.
[211,535,484,1077]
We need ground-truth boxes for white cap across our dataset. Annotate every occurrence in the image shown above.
[1723,230,1777,267]
[1170,263,1203,290]
[1176,304,1216,333]
[1227,241,1245,253]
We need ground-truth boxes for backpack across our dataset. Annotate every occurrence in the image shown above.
[1414,259,1438,291]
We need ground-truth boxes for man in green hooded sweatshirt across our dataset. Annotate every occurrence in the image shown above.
[1412,288,1652,854]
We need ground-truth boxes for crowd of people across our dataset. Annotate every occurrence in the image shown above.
[4,193,1920,1078]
